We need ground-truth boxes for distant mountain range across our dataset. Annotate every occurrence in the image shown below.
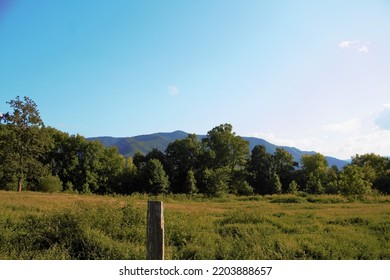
[88,130,349,169]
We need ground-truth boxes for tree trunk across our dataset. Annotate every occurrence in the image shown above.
[17,177,22,192]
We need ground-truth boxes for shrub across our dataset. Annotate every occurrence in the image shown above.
[287,180,299,194]
[235,180,254,196]
[37,175,63,193]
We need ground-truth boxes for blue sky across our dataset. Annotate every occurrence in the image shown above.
[1,0,390,159]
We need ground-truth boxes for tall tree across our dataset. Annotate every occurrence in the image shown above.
[165,134,200,193]
[351,153,390,193]
[0,96,50,191]
[202,124,249,171]
[200,124,249,194]
[247,145,273,194]
[273,148,296,191]
[338,165,372,197]
[301,153,328,194]
[140,159,169,195]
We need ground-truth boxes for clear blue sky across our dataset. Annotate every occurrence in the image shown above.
[1,0,389,159]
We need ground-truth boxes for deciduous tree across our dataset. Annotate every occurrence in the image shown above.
[301,153,328,194]
[0,96,51,191]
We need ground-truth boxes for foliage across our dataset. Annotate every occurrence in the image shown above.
[0,193,146,259]
[351,153,390,194]
[201,123,249,171]
[36,175,63,193]
[338,165,372,197]
[287,180,299,194]
[202,167,230,197]
[139,159,169,195]
[1,191,389,260]
[183,169,198,195]
[233,180,254,196]
[0,96,51,191]
[271,173,282,194]
[1,97,390,197]
[165,134,200,193]
[247,145,273,194]
[301,153,328,194]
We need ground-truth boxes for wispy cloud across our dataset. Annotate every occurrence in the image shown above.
[251,106,390,159]
[375,104,390,130]
[251,131,321,151]
[339,40,360,48]
[323,118,361,133]
[168,85,179,96]
[339,39,370,53]
[358,46,369,53]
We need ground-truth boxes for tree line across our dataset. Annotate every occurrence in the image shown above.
[1,96,389,196]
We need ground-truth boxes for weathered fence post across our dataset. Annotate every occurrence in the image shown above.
[146,201,164,260]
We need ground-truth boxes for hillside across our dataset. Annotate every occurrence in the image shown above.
[88,131,348,169]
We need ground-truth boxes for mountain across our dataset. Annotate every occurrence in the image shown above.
[88,131,349,169]
[88,131,189,157]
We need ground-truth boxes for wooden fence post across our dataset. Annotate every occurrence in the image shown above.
[146,201,164,260]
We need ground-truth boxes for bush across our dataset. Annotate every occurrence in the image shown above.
[287,180,299,194]
[37,175,63,193]
[235,181,254,196]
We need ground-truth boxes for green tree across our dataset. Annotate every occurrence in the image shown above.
[287,180,299,194]
[198,124,249,195]
[165,134,200,193]
[141,159,169,195]
[351,153,390,193]
[325,165,340,194]
[301,153,328,194]
[247,145,273,194]
[145,148,166,167]
[271,172,282,194]
[273,148,296,192]
[45,130,123,194]
[0,96,51,191]
[202,124,249,171]
[202,167,230,197]
[234,180,254,196]
[338,165,372,197]
[133,151,146,170]
[36,174,63,193]
[183,169,198,195]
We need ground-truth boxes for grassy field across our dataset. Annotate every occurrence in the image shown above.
[0,191,389,260]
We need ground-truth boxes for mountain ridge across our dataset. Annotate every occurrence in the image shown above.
[88,130,348,169]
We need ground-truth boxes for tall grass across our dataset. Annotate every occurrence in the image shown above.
[0,191,389,259]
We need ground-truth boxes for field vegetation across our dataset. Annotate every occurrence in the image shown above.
[1,191,389,260]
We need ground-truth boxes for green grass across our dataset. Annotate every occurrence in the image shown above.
[0,191,389,260]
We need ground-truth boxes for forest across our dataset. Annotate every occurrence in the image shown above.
[1,96,390,197]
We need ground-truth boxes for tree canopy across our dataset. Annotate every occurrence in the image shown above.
[1,96,389,196]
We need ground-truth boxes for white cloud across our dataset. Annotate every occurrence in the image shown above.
[375,104,390,130]
[249,105,390,159]
[252,129,390,160]
[358,46,369,53]
[323,118,361,133]
[339,40,369,53]
[338,130,390,158]
[251,131,323,151]
[339,40,360,48]
[168,85,179,96]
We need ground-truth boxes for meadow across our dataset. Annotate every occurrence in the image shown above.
[0,191,389,260]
